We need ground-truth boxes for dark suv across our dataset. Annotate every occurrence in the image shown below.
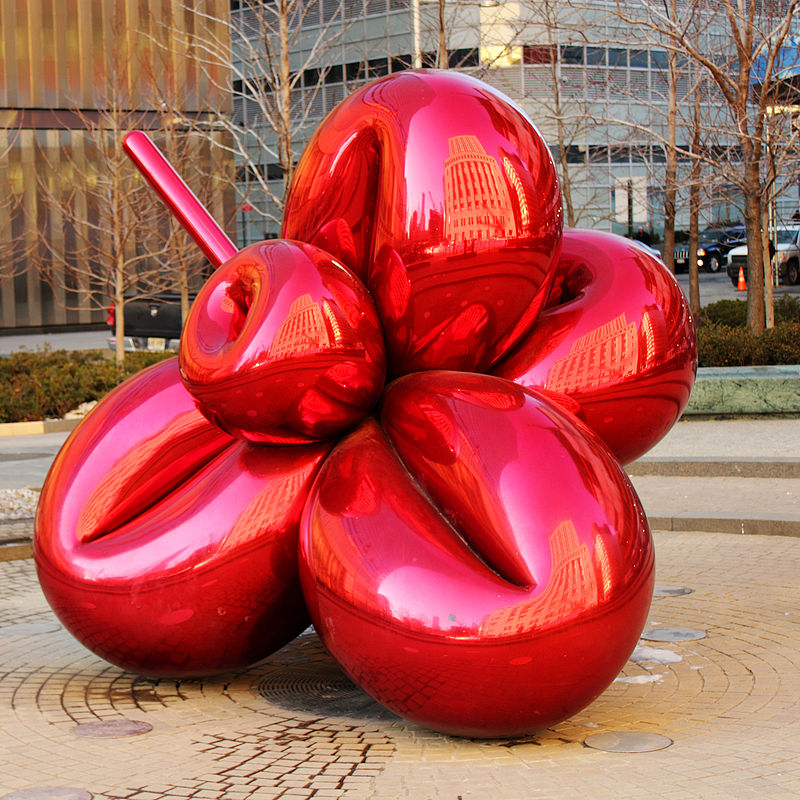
[673,226,746,274]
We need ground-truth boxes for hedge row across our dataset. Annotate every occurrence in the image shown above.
[697,297,800,367]
[0,349,172,423]
[2,300,799,422]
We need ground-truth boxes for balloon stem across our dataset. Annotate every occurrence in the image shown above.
[123,130,238,268]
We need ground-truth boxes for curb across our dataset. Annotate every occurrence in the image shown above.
[0,418,80,437]
[0,539,33,562]
[647,512,800,537]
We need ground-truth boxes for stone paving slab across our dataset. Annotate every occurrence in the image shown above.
[0,531,798,799]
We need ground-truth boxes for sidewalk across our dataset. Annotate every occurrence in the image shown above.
[4,417,800,536]
[1,418,799,798]
[1,531,798,799]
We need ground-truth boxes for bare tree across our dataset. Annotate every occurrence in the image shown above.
[31,4,224,365]
[613,0,800,332]
[176,0,356,238]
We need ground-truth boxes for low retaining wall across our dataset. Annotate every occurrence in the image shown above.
[685,365,800,415]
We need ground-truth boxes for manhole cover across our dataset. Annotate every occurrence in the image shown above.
[256,665,396,721]
[1,790,92,800]
[642,627,706,642]
[73,719,152,738]
[584,731,673,752]
[0,622,62,637]
[653,586,693,597]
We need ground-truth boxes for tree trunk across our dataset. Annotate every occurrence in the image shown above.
[687,68,702,318]
[437,0,447,69]
[688,178,700,318]
[278,0,293,202]
[662,46,678,275]
[742,158,765,333]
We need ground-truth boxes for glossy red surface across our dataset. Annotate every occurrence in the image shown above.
[35,359,330,676]
[35,71,696,736]
[179,240,386,444]
[122,131,237,268]
[299,371,654,737]
[283,69,563,377]
[494,230,697,464]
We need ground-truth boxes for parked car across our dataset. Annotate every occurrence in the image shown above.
[726,227,800,287]
[107,293,193,352]
[673,226,746,274]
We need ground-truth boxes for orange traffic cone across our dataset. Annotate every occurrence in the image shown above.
[737,265,747,291]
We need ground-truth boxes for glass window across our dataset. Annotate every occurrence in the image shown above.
[650,50,668,70]
[325,64,343,84]
[629,49,648,69]
[560,45,583,65]
[608,48,627,67]
[586,47,605,66]
[523,45,556,65]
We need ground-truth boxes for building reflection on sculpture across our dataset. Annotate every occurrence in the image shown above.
[267,293,357,359]
[442,135,523,247]
[481,521,619,637]
[546,305,669,394]
[311,496,632,639]
[222,462,311,552]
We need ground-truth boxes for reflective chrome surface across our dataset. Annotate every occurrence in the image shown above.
[179,240,386,444]
[122,131,237,268]
[283,69,563,377]
[35,359,330,676]
[300,371,654,738]
[35,71,697,736]
[494,230,697,464]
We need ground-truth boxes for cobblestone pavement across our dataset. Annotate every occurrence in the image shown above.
[0,531,798,799]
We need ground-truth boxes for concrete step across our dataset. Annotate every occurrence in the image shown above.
[628,473,800,536]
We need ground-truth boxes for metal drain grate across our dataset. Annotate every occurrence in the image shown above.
[584,731,673,752]
[256,664,396,721]
[653,586,693,597]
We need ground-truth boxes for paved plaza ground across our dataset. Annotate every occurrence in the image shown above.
[0,528,798,799]
[1,415,799,798]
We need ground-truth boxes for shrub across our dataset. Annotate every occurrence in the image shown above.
[697,322,800,367]
[773,295,800,324]
[0,349,173,423]
[701,299,747,328]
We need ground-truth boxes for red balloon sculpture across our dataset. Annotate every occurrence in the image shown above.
[34,70,696,737]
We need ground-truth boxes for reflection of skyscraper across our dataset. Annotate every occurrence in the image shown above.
[641,305,668,368]
[269,294,331,359]
[443,135,516,244]
[546,313,638,394]
[480,518,600,636]
[503,156,530,229]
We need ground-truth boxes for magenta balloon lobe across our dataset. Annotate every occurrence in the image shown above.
[179,239,386,444]
[283,69,563,377]
[299,371,654,737]
[494,229,697,464]
[35,70,696,737]
[35,359,331,676]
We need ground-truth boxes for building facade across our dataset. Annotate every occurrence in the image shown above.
[230,0,799,250]
[0,0,233,332]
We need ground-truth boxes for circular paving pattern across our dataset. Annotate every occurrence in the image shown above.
[0,790,92,800]
[0,532,799,799]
